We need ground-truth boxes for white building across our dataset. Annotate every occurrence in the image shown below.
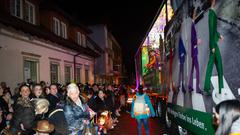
[0,0,102,89]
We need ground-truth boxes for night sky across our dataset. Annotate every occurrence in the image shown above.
[54,0,163,78]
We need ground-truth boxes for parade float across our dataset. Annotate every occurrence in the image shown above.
[135,0,240,134]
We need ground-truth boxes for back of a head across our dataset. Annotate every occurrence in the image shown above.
[34,98,50,114]
[67,83,79,94]
[215,99,240,135]
[138,85,144,95]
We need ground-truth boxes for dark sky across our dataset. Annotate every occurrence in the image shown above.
[55,0,163,77]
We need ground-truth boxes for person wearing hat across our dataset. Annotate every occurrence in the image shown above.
[34,120,54,135]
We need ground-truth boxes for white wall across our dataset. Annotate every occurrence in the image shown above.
[0,27,94,90]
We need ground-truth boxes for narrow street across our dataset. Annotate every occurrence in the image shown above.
[109,112,167,135]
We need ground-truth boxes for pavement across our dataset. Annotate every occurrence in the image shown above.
[108,112,167,135]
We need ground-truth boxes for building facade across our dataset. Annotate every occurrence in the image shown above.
[0,0,102,89]
[89,24,123,84]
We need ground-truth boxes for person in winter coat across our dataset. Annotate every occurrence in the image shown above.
[92,90,110,114]
[63,83,95,135]
[46,84,61,112]
[10,84,35,134]
[131,85,155,135]
[0,89,13,131]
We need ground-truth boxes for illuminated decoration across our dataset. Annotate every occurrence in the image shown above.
[143,0,174,49]
[141,0,174,73]
[141,46,149,76]
[146,50,157,69]
[136,0,174,86]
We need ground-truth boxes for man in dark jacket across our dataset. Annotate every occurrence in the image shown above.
[47,84,61,111]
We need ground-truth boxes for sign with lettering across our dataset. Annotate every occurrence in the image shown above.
[167,103,215,135]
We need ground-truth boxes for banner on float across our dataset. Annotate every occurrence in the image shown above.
[167,103,215,135]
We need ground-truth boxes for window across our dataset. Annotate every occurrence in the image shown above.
[53,17,67,39]
[76,32,86,47]
[24,59,38,83]
[77,32,81,45]
[65,66,71,84]
[50,63,59,83]
[60,22,67,39]
[53,17,60,36]
[10,0,23,18]
[85,69,89,83]
[85,65,89,83]
[25,1,35,24]
[82,34,86,47]
[76,67,81,83]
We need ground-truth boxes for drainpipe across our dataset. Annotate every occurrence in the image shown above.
[74,52,81,82]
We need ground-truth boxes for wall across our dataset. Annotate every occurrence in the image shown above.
[0,27,94,90]
[89,25,107,78]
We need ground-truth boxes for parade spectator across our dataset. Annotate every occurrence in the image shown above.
[12,86,21,104]
[0,82,8,91]
[47,84,61,111]
[93,90,109,113]
[0,108,4,131]
[32,84,45,99]
[131,85,155,135]
[34,99,49,121]
[0,89,13,130]
[214,99,240,135]
[86,89,96,110]
[48,105,68,135]
[105,85,115,112]
[0,85,3,96]
[10,84,35,134]
[33,120,54,135]
[92,83,99,97]
[63,83,94,135]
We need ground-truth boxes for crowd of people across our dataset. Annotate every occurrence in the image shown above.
[0,81,129,135]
